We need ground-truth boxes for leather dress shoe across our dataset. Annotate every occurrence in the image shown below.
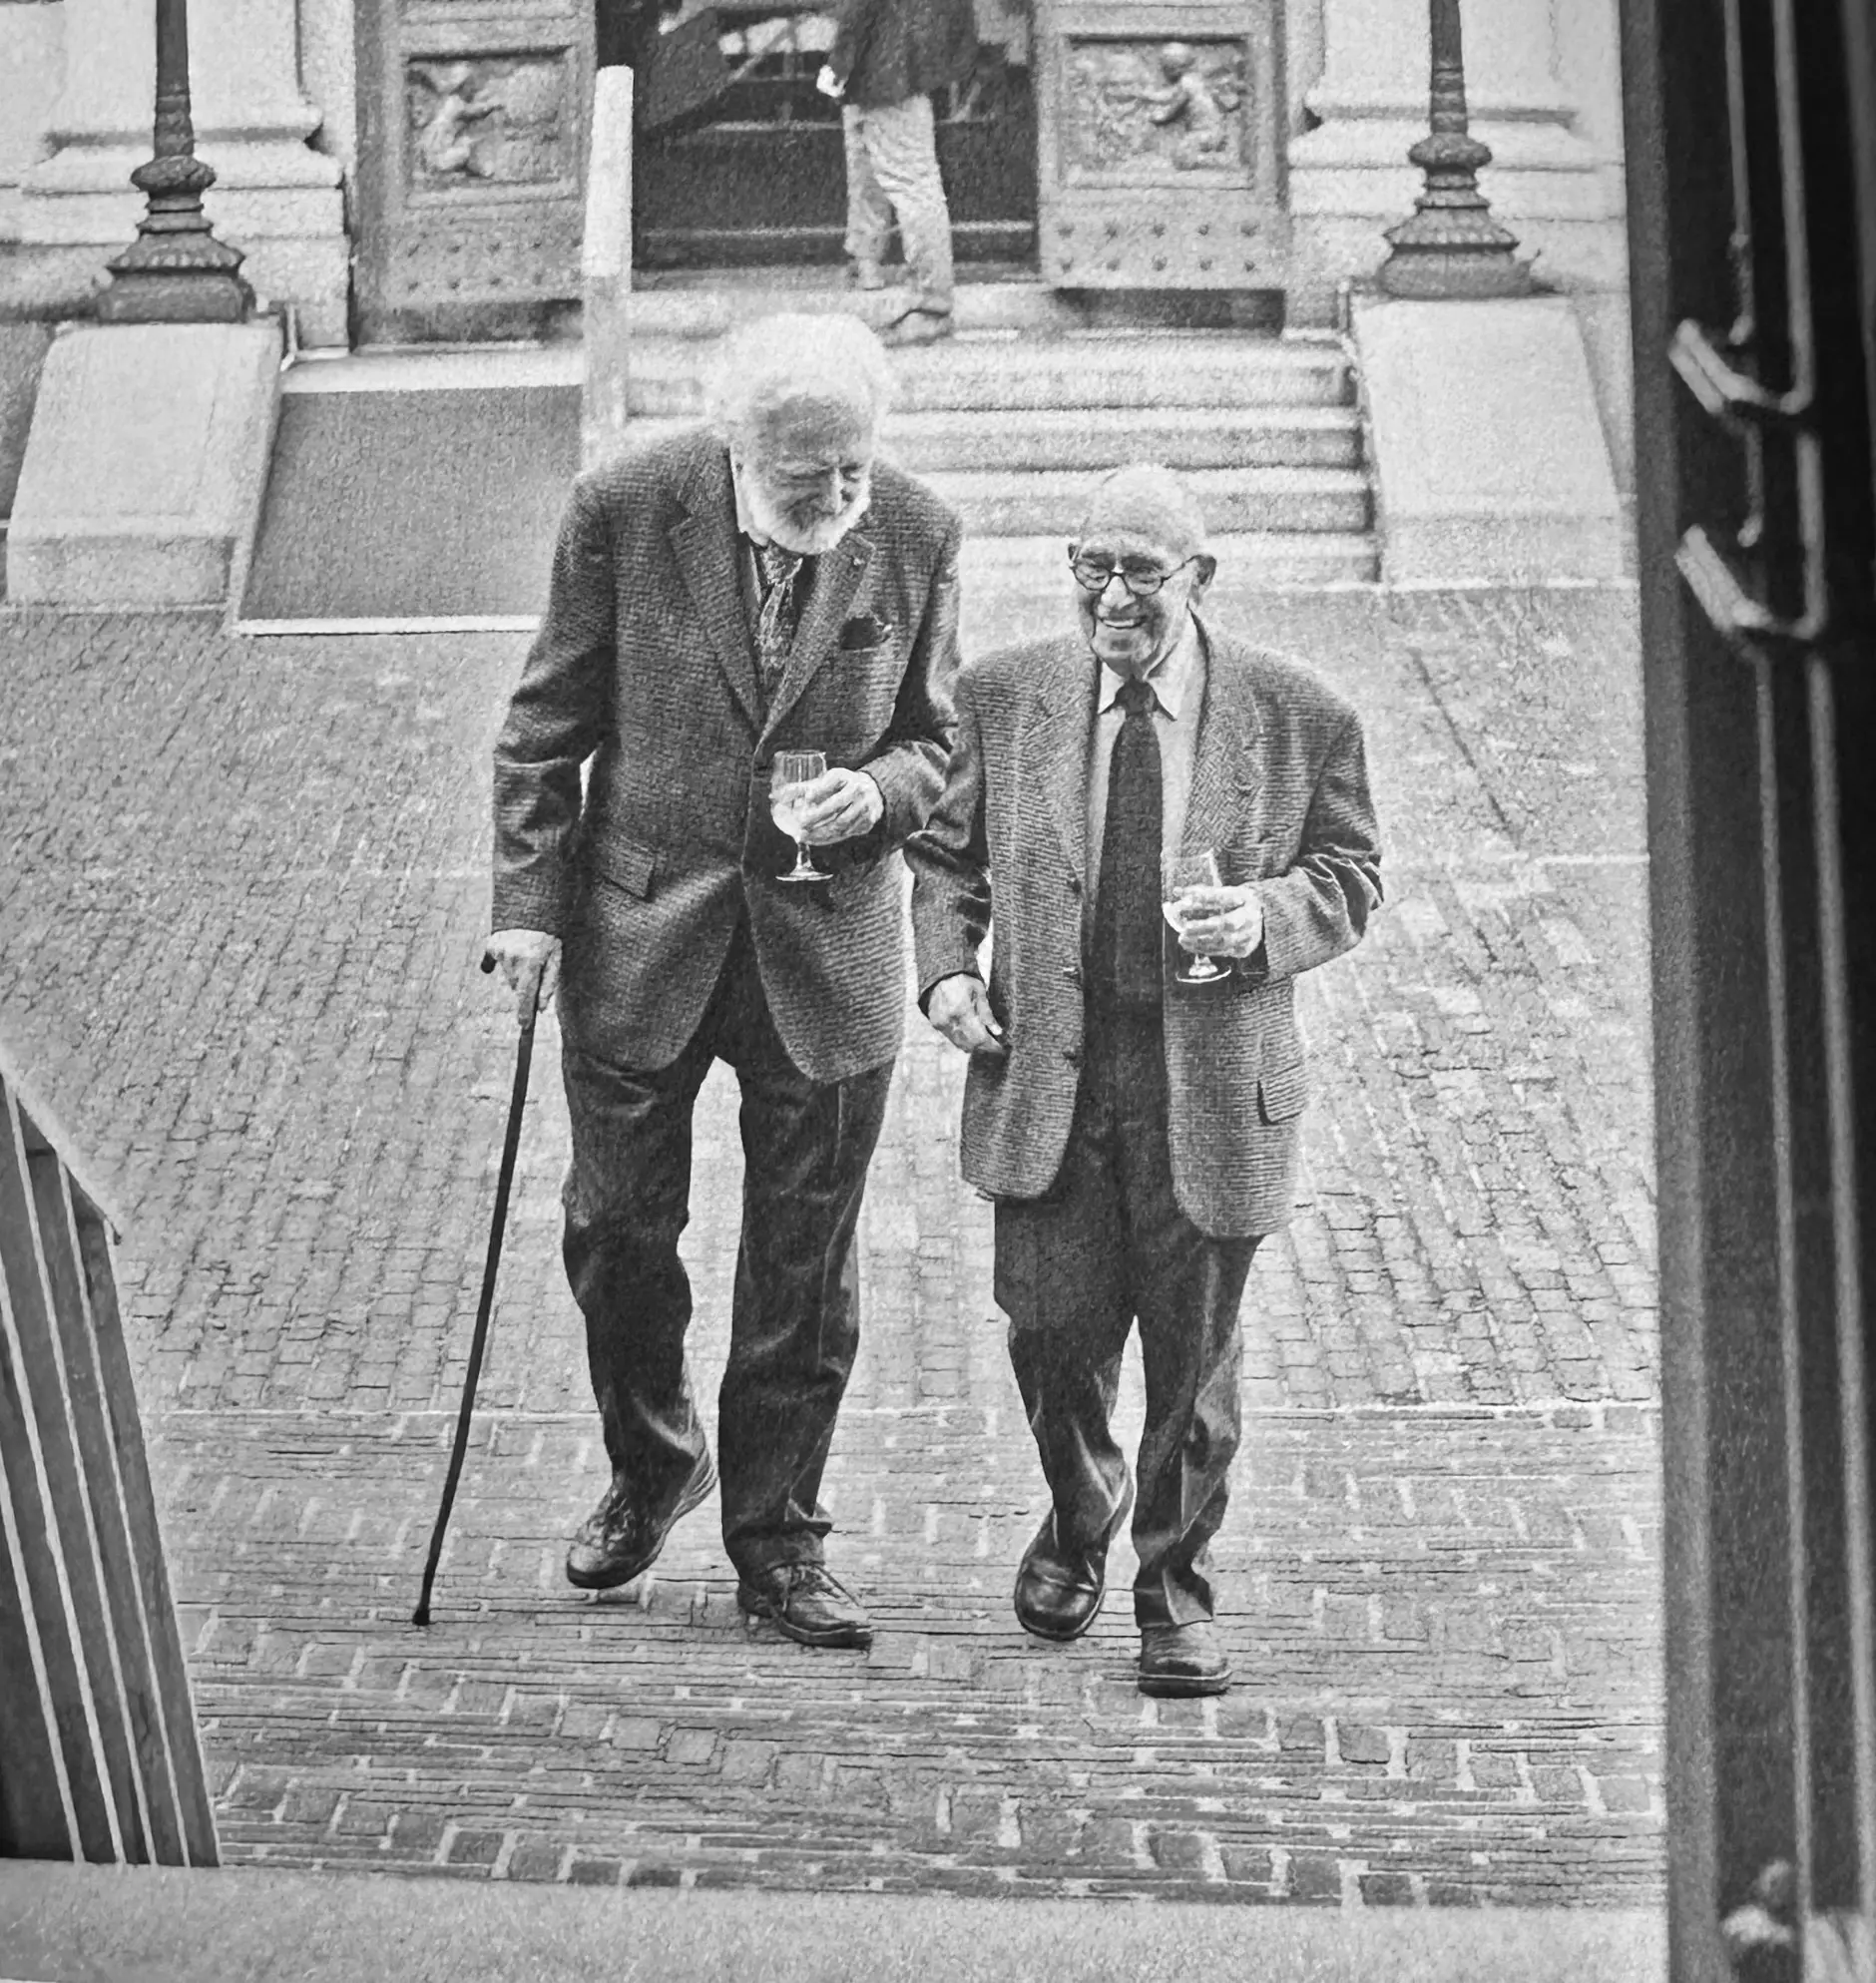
[564,1451,716,1591]
[1014,1483,1134,1643]
[1138,1619,1232,1698]
[735,1562,873,1648]
[880,306,955,347]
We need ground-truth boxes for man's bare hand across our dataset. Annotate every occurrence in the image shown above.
[796,768,884,845]
[926,973,1008,1056]
[486,928,562,1023]
[1172,884,1264,959]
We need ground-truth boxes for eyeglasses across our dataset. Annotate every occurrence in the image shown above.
[1067,550,1201,598]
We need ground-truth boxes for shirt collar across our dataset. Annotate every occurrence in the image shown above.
[1096,613,1202,720]
[729,452,770,549]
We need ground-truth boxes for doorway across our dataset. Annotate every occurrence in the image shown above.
[629,1,1037,272]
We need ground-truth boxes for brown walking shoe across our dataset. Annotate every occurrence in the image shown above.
[880,306,955,347]
[1014,1481,1135,1643]
[1138,1619,1232,1698]
[564,1450,716,1591]
[736,1562,874,1648]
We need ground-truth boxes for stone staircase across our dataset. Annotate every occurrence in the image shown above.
[612,279,1377,584]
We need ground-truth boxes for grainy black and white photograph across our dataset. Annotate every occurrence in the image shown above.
[0,0,1871,1976]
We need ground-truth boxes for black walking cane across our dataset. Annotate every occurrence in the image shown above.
[413,953,537,1627]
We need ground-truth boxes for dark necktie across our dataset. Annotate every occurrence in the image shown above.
[1092,674,1164,1008]
[753,541,803,704]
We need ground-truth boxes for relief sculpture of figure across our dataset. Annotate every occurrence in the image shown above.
[415,65,498,180]
[1144,42,1234,169]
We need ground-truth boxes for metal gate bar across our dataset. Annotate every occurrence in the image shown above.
[0,1053,217,1865]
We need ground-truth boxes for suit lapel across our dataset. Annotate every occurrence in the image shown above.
[669,448,764,736]
[1020,637,1096,886]
[1180,618,1263,866]
[763,528,874,739]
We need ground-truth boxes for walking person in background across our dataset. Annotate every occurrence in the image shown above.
[909,464,1382,1697]
[818,0,979,346]
[487,312,962,1651]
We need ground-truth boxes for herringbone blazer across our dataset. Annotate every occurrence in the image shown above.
[492,427,962,1083]
[907,622,1382,1238]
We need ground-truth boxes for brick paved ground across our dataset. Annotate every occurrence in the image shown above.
[0,572,1661,1904]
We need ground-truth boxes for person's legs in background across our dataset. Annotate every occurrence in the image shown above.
[840,103,893,289]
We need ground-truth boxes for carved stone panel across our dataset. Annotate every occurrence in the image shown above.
[1066,39,1249,178]
[405,55,576,193]
[1036,0,1285,290]
[356,0,594,338]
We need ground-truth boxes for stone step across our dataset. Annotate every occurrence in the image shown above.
[622,271,1282,340]
[963,531,1379,588]
[927,465,1372,537]
[624,330,1354,416]
[620,403,1362,473]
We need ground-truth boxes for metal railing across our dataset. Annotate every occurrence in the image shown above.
[0,1050,217,1864]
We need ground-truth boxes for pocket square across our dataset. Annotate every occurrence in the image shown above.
[839,613,893,650]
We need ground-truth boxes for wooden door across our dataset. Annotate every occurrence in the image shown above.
[354,0,595,342]
[1032,0,1284,288]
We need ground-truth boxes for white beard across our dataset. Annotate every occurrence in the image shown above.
[743,468,873,557]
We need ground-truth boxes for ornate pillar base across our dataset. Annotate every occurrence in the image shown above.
[1376,129,1533,299]
[16,0,350,345]
[1286,0,1624,323]
[97,156,253,325]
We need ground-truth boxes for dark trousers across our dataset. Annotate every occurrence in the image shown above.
[994,1003,1258,1628]
[560,915,893,1579]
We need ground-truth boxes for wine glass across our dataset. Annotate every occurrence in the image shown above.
[1163,849,1228,984]
[771,749,828,883]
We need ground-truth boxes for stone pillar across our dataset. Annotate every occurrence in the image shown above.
[1287,0,1626,324]
[17,0,350,346]
[0,0,67,244]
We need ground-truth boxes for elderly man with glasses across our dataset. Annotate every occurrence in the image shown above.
[488,313,961,1651]
[908,464,1382,1696]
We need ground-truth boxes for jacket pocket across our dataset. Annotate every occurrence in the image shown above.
[1257,1049,1309,1124]
[593,835,657,900]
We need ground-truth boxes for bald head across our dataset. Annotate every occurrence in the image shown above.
[1070,463,1215,678]
[1076,464,1209,563]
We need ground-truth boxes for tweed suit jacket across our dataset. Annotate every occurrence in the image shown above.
[907,621,1382,1238]
[492,427,962,1084]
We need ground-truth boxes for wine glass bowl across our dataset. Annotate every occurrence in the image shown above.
[1163,849,1228,984]
[771,749,828,883]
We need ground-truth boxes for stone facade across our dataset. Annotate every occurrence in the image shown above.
[0,0,1628,364]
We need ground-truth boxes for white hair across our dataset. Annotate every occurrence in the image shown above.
[705,311,898,445]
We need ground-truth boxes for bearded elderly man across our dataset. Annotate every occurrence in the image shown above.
[488,313,961,1650]
[908,465,1381,1696]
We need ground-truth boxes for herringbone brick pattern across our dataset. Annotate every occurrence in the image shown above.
[0,578,1661,1903]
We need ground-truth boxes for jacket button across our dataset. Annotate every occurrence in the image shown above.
[1062,964,1082,984]
[1064,1045,1082,1067]
[1067,876,1083,896]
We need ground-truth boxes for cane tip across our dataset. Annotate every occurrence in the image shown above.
[412,1603,431,1628]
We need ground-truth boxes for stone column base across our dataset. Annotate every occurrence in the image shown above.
[8,318,281,608]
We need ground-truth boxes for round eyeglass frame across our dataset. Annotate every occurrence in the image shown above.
[1067,549,1201,599]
